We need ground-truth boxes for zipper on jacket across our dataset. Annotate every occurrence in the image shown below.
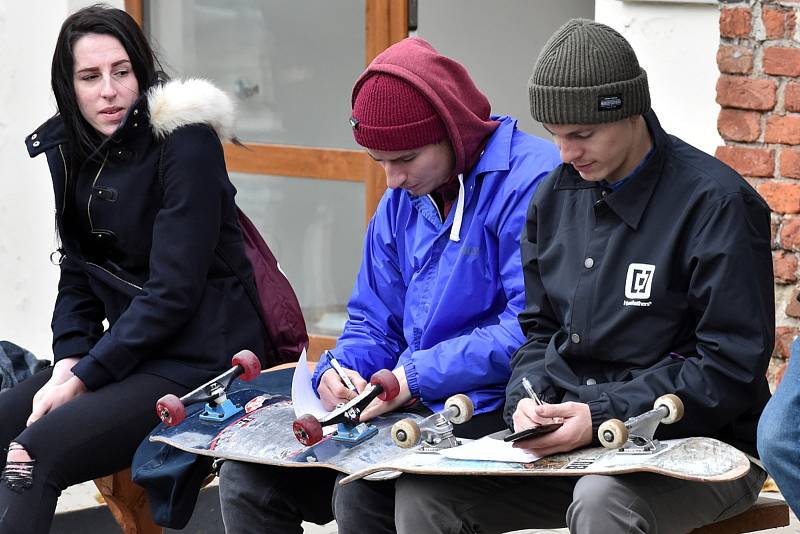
[427,194,444,222]
[85,261,143,291]
[53,145,69,261]
[87,152,109,233]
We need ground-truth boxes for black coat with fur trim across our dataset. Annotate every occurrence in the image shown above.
[25,80,266,391]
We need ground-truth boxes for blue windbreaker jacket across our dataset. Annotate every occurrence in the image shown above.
[313,116,560,414]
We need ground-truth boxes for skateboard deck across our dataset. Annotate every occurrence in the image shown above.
[150,370,426,481]
[339,431,751,484]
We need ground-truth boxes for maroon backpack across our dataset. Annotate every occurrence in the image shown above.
[234,208,308,365]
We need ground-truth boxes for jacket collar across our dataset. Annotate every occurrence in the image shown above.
[552,109,671,230]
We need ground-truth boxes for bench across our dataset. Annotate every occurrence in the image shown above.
[691,496,790,533]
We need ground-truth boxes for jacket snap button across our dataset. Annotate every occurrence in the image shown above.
[571,333,581,344]
[133,109,139,115]
[586,378,597,385]
[32,140,41,147]
[584,257,594,269]
[31,133,38,140]
[133,123,138,128]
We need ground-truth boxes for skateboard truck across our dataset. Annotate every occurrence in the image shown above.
[597,394,684,454]
[293,369,401,447]
[155,350,262,427]
[391,394,474,451]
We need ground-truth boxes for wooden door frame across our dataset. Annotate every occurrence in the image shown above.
[125,0,408,359]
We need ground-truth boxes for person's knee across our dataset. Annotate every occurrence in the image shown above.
[569,475,652,532]
[218,460,265,504]
[2,442,36,493]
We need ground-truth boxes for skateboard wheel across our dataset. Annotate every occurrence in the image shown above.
[232,350,261,381]
[370,369,400,401]
[598,418,628,449]
[293,414,323,446]
[654,394,684,424]
[156,394,186,427]
[391,419,421,449]
[444,394,474,424]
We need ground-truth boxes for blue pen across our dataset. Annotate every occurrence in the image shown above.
[325,350,357,392]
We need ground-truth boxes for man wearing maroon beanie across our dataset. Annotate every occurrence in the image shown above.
[218,37,560,533]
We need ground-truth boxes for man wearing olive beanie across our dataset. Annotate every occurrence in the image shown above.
[217,37,561,534]
[393,19,773,533]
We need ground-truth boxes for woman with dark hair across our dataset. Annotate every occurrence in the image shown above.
[0,4,265,532]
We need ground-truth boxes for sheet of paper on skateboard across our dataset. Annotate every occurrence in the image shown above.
[440,434,540,463]
[290,349,328,418]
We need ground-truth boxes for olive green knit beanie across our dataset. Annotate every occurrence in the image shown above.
[529,19,650,124]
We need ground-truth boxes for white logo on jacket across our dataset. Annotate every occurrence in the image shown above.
[624,263,655,306]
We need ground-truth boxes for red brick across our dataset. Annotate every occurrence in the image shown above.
[781,216,800,248]
[716,76,777,111]
[764,47,800,77]
[758,181,800,213]
[716,146,775,177]
[785,83,800,113]
[787,288,800,315]
[773,215,780,248]
[763,7,787,39]
[774,250,798,282]
[717,109,761,141]
[775,360,788,387]
[775,326,799,359]
[781,148,800,178]
[766,115,800,145]
[717,45,754,74]
[720,8,752,38]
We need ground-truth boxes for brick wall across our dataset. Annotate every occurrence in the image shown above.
[716,1,800,386]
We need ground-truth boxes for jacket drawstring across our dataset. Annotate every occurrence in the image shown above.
[449,173,465,242]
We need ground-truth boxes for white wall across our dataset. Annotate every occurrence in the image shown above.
[595,0,723,155]
[0,0,122,360]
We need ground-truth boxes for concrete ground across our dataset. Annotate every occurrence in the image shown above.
[56,480,799,534]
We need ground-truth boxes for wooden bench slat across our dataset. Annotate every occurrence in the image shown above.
[692,496,790,534]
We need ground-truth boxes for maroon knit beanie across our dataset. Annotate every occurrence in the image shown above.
[350,73,447,151]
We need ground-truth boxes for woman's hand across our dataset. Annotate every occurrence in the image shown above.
[511,400,592,457]
[27,358,87,426]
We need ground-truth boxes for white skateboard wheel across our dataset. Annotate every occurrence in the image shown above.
[391,419,421,449]
[444,394,474,424]
[598,418,628,449]
[654,394,684,424]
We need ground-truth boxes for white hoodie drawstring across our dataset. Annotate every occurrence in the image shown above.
[449,173,465,242]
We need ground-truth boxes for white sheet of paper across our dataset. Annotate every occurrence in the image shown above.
[440,434,540,463]
[290,349,328,419]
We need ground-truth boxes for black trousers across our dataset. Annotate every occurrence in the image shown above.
[0,367,188,534]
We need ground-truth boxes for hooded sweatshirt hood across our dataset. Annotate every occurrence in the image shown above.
[351,37,498,177]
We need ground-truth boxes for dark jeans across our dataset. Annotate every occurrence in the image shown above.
[218,408,507,533]
[0,368,188,534]
[218,462,339,533]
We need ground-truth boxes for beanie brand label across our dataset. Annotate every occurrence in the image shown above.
[598,94,623,112]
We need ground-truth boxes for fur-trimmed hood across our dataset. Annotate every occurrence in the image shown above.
[147,78,235,142]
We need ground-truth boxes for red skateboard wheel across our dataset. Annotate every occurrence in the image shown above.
[156,394,186,427]
[232,349,261,381]
[293,414,323,446]
[371,369,400,401]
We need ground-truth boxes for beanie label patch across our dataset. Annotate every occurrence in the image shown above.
[598,95,623,112]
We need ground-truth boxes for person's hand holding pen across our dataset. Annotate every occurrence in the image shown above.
[511,376,593,456]
[317,351,367,411]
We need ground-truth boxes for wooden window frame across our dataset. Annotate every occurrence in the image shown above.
[126,0,408,359]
